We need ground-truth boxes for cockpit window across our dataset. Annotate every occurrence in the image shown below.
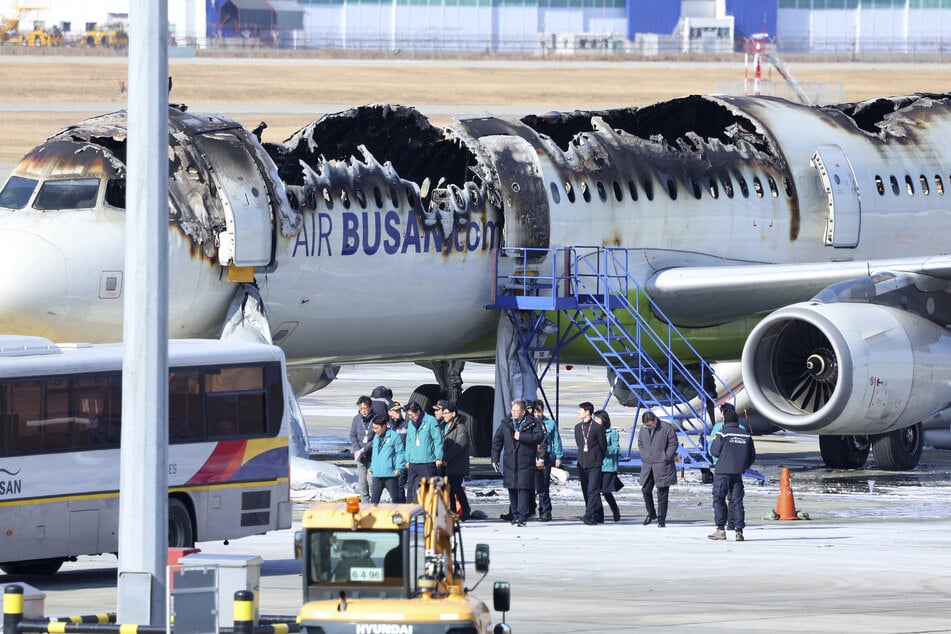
[105,178,126,210]
[0,175,38,209]
[33,178,100,211]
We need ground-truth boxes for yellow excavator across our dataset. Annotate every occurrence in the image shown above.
[0,3,46,43]
[296,477,512,633]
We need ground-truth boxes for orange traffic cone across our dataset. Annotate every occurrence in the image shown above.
[775,467,799,520]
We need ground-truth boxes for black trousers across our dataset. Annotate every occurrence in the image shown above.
[370,476,402,504]
[641,470,669,521]
[406,462,436,503]
[448,474,471,520]
[579,464,604,522]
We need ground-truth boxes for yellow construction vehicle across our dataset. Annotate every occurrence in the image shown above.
[84,22,128,48]
[296,478,512,633]
[0,3,46,43]
[20,22,62,46]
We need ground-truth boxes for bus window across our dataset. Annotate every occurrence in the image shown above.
[33,178,100,211]
[169,370,203,442]
[75,375,120,448]
[8,380,42,452]
[205,366,266,438]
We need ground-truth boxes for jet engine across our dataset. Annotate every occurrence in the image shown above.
[742,301,951,469]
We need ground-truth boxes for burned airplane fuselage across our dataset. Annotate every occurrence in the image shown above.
[3,93,951,368]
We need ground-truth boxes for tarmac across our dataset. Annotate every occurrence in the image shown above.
[4,362,951,632]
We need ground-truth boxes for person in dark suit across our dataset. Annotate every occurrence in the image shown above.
[574,401,607,525]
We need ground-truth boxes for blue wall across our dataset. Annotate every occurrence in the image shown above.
[626,0,680,40]
[727,0,777,40]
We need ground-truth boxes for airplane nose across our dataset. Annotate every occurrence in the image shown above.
[0,229,67,336]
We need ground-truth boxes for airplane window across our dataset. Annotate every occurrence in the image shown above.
[690,179,701,200]
[287,190,300,211]
[889,175,899,195]
[306,188,318,210]
[105,179,126,209]
[580,181,591,203]
[642,179,653,201]
[33,178,100,211]
[752,177,764,198]
[596,181,607,202]
[767,175,778,198]
[0,175,38,209]
[782,176,793,197]
[905,175,914,196]
[612,181,622,202]
[565,181,576,203]
[735,174,749,198]
[373,186,384,208]
[721,176,734,199]
[340,189,352,209]
[919,175,929,195]
[355,187,367,208]
[707,178,718,199]
[389,187,399,208]
[665,178,677,200]
[874,175,885,195]
[627,180,638,201]
[322,186,334,209]
[935,175,944,195]
[549,182,561,204]
[405,187,416,209]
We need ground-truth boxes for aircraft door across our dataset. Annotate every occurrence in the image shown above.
[478,135,550,255]
[196,132,274,267]
[812,144,860,248]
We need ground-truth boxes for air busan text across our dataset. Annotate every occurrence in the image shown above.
[292,211,500,258]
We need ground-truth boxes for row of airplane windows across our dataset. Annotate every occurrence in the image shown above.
[549,172,795,205]
[875,173,947,196]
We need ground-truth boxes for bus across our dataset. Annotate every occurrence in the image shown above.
[0,336,292,575]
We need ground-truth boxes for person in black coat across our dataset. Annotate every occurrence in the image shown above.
[574,401,607,525]
[708,417,756,541]
[491,399,544,527]
[438,400,471,521]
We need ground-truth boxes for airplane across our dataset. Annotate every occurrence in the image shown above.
[2,92,951,470]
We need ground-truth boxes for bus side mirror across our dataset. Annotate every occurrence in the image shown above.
[474,543,490,573]
[294,529,303,559]
[493,580,511,613]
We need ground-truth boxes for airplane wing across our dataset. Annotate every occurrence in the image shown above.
[643,253,951,326]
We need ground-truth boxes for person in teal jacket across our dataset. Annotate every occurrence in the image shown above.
[403,401,444,503]
[595,410,624,522]
[368,415,405,504]
[533,399,563,522]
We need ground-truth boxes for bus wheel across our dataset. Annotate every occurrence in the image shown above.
[168,498,195,547]
[0,558,65,575]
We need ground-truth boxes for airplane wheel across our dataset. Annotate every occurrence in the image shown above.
[86,36,95,46]
[456,385,494,458]
[0,557,65,576]
[407,383,441,413]
[168,498,195,548]
[818,435,870,469]
[872,423,923,471]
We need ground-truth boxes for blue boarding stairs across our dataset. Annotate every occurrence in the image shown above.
[486,246,764,482]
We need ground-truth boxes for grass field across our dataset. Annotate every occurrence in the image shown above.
[1,54,950,164]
